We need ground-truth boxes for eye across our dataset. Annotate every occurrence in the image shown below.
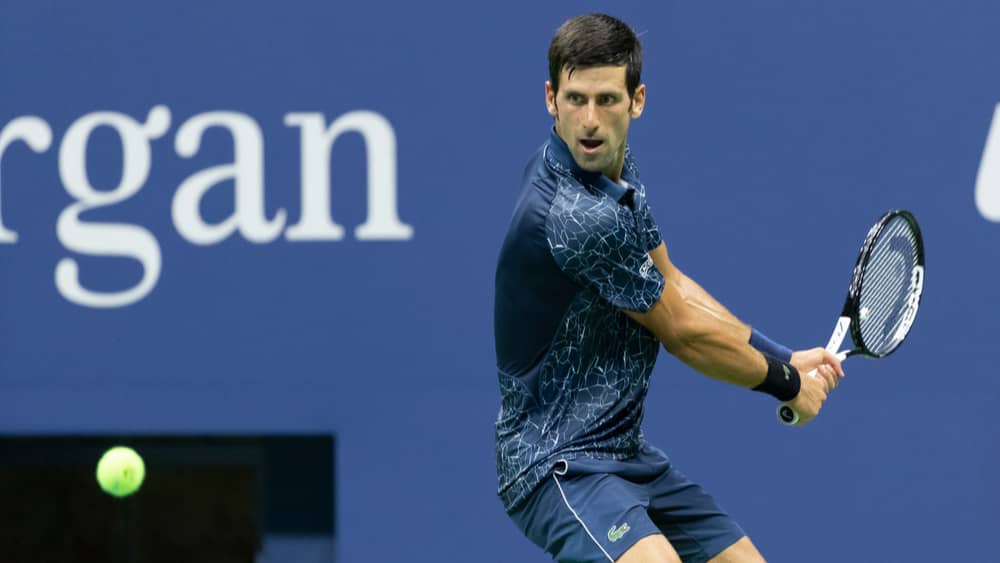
[565,93,585,105]
[597,94,618,106]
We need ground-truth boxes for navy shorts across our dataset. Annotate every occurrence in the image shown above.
[508,446,745,563]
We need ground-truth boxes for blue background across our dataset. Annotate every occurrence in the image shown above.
[2,1,999,561]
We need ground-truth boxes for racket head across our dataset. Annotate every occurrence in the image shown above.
[842,210,925,358]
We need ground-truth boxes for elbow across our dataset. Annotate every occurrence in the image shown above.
[653,272,710,362]
[657,312,710,364]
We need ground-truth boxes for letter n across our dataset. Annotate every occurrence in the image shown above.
[976,103,1000,222]
[284,111,413,240]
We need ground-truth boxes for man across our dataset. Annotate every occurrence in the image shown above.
[493,13,844,563]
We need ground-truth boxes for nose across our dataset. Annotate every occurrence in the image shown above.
[582,101,598,130]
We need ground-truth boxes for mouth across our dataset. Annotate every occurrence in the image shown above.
[579,139,604,153]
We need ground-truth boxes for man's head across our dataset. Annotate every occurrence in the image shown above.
[546,14,645,182]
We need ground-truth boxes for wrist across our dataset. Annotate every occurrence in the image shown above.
[752,354,801,402]
[749,328,793,362]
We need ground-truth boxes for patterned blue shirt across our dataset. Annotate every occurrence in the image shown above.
[494,129,666,512]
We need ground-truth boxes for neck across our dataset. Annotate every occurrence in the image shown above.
[603,151,626,184]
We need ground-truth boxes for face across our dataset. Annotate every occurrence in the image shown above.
[546,65,645,182]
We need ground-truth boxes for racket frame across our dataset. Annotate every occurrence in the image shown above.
[843,209,926,359]
[776,209,925,425]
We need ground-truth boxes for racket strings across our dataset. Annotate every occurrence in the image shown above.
[860,224,915,333]
[856,217,921,356]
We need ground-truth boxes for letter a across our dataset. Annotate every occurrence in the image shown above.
[174,112,286,245]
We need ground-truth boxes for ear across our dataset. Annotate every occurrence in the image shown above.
[629,84,646,119]
[545,81,558,117]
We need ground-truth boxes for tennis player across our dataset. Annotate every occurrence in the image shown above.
[494,14,844,563]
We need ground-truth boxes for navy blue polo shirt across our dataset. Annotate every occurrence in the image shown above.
[494,129,667,512]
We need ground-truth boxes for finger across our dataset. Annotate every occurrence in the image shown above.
[825,365,839,388]
[823,349,846,377]
[818,365,837,391]
[808,378,828,403]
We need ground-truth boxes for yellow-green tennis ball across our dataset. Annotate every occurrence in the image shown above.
[96,446,145,498]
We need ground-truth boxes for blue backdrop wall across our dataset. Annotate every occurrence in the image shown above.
[2,1,999,561]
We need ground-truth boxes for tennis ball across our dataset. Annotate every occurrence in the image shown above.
[96,446,145,498]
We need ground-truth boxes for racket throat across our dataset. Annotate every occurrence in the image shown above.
[826,316,851,353]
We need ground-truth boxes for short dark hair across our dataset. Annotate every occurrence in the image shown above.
[548,14,643,97]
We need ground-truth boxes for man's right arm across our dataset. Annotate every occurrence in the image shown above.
[624,242,842,424]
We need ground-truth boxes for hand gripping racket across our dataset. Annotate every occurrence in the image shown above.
[778,209,925,425]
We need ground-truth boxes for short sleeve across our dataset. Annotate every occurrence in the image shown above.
[633,186,662,252]
[546,191,665,312]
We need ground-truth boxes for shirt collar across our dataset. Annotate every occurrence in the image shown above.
[545,127,634,204]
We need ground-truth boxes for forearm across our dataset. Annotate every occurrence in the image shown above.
[627,242,792,393]
[657,272,767,388]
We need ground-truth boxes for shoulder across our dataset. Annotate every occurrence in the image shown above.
[546,181,635,262]
[548,179,618,229]
[498,146,566,260]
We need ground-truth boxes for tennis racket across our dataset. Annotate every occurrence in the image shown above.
[778,209,925,425]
